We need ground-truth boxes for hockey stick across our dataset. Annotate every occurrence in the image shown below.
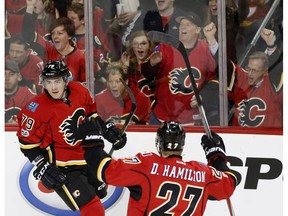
[62,184,79,210]
[147,31,212,138]
[108,78,137,155]
[147,31,234,216]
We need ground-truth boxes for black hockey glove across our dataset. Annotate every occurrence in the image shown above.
[201,131,226,165]
[143,10,163,32]
[78,117,105,148]
[95,181,107,199]
[33,161,67,190]
[102,121,127,150]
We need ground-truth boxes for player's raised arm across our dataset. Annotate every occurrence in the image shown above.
[201,131,241,187]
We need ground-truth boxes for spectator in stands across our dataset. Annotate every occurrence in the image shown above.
[66,2,111,93]
[5,60,36,125]
[6,0,55,37]
[6,34,44,94]
[151,0,186,39]
[120,30,156,102]
[237,0,282,59]
[95,62,151,125]
[203,0,249,64]
[228,51,282,128]
[5,0,26,13]
[67,3,86,51]
[107,0,143,58]
[260,28,283,94]
[22,14,86,83]
[204,24,282,118]
[141,12,216,125]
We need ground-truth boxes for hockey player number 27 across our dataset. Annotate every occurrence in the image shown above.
[150,182,203,215]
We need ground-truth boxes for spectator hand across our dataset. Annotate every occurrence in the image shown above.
[203,22,217,45]
[33,161,67,190]
[121,51,130,68]
[190,95,201,109]
[149,51,163,67]
[201,131,226,164]
[261,28,276,47]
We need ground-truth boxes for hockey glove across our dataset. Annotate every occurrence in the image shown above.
[201,131,226,165]
[33,161,67,190]
[103,121,127,150]
[143,10,163,32]
[78,117,105,148]
[95,181,108,199]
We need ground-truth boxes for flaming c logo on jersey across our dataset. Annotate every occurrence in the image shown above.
[169,67,201,95]
[59,109,85,146]
[238,97,266,127]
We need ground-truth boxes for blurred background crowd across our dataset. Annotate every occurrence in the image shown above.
[5,0,283,129]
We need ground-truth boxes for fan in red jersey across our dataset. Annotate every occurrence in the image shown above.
[95,62,151,125]
[141,11,217,125]
[79,120,241,216]
[5,60,36,125]
[17,60,126,216]
[228,51,283,128]
[6,34,44,94]
[22,2,86,83]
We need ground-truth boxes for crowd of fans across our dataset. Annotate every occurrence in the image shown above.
[5,0,283,128]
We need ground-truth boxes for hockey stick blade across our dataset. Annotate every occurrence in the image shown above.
[109,78,137,155]
[147,31,212,138]
[147,31,182,50]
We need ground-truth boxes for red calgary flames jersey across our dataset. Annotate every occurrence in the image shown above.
[45,42,86,82]
[101,152,235,216]
[17,81,96,166]
[151,41,216,124]
[5,86,36,123]
[228,62,283,128]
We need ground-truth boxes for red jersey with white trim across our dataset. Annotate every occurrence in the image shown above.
[228,62,283,127]
[95,85,151,124]
[17,81,96,166]
[149,41,216,124]
[101,152,235,216]
[5,54,44,92]
[45,42,86,82]
[5,86,36,123]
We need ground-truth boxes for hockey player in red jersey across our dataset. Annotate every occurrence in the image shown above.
[16,60,127,216]
[79,120,241,216]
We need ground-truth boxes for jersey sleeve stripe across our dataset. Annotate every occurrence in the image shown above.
[224,171,239,186]
[97,157,112,182]
[19,143,41,149]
